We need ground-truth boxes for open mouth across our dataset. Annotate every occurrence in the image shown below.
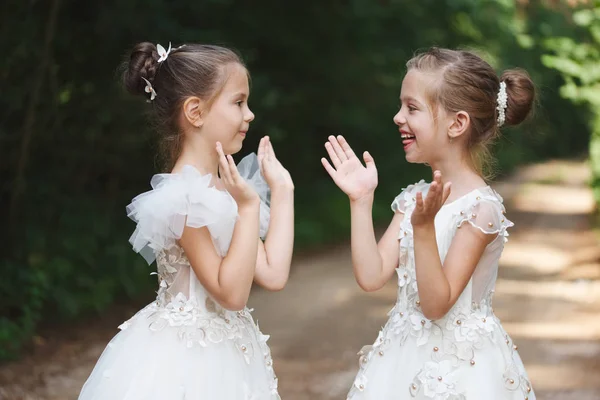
[401,132,415,150]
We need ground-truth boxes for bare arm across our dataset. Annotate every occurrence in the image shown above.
[321,135,403,292]
[411,171,495,319]
[180,202,260,311]
[413,221,494,319]
[253,137,295,291]
[254,187,294,290]
[349,195,404,291]
[178,142,261,311]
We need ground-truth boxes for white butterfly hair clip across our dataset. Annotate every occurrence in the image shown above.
[141,77,157,101]
[157,42,172,63]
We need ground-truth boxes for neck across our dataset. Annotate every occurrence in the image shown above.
[429,152,485,200]
[174,135,219,177]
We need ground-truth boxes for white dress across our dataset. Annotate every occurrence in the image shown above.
[79,154,280,400]
[347,181,535,400]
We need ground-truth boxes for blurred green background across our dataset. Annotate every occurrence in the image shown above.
[1,0,598,361]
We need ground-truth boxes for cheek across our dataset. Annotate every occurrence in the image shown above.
[229,107,244,123]
[415,116,437,137]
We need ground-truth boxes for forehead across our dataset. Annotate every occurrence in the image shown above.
[221,63,249,93]
[401,70,438,97]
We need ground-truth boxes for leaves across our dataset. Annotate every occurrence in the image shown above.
[541,3,600,205]
[0,0,595,360]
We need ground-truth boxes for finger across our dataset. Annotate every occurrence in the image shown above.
[220,157,232,184]
[425,181,439,209]
[227,155,242,183]
[427,181,438,199]
[328,135,348,162]
[261,137,272,163]
[258,155,265,177]
[434,171,444,189]
[442,182,452,204]
[267,139,275,161]
[257,137,267,160]
[436,182,446,209]
[363,151,376,171]
[216,142,232,183]
[325,142,342,168]
[261,137,274,167]
[257,138,266,169]
[415,191,424,210]
[337,135,356,159]
[432,180,446,208]
[321,157,338,179]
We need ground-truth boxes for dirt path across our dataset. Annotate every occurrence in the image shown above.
[1,160,599,400]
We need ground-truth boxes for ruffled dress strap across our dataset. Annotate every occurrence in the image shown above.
[456,187,514,242]
[391,180,430,214]
[126,153,271,264]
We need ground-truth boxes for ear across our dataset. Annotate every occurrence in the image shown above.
[448,110,470,140]
[182,96,205,128]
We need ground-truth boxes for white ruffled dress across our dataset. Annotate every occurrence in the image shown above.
[78,154,280,400]
[347,181,535,400]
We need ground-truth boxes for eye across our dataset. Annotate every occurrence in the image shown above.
[408,105,417,112]
[236,100,243,106]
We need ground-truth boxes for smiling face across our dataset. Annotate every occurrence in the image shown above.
[200,63,255,155]
[392,69,452,165]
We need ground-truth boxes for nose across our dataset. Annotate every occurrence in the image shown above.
[393,108,405,126]
[245,107,255,123]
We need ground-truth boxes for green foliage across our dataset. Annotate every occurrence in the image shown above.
[0,0,592,360]
[541,2,600,205]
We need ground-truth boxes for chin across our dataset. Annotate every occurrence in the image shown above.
[225,141,243,155]
[405,153,429,166]
[404,153,419,164]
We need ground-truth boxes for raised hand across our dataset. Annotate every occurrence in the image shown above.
[321,135,378,202]
[411,170,452,227]
[216,142,259,208]
[257,136,294,192]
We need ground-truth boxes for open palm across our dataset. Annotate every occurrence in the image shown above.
[257,136,294,191]
[321,135,378,201]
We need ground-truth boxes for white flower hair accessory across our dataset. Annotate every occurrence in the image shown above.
[141,77,157,102]
[496,81,508,127]
[157,42,172,63]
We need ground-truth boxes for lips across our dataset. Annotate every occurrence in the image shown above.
[401,131,415,150]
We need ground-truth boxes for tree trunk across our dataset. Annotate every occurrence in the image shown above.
[9,0,62,231]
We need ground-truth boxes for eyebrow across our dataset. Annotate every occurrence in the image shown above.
[400,95,422,105]
[232,92,248,99]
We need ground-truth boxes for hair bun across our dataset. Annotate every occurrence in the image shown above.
[500,68,535,127]
[122,42,159,97]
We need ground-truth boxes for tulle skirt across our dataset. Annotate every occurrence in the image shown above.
[347,314,535,400]
[78,302,280,400]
